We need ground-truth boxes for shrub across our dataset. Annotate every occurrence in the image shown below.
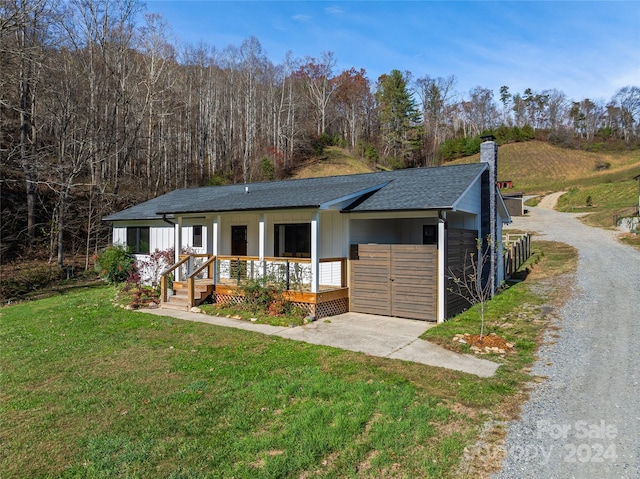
[237,276,306,318]
[118,280,160,308]
[258,157,275,180]
[95,245,137,284]
[137,248,175,286]
[240,277,280,311]
[520,124,535,141]
[365,144,379,162]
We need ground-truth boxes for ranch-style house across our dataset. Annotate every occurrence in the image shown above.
[103,139,510,323]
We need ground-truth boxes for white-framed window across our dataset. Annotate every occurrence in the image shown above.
[127,227,150,254]
[193,225,203,248]
[274,223,311,258]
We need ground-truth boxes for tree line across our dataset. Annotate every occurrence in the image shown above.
[2,0,639,269]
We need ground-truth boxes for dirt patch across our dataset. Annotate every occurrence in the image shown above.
[453,333,514,355]
[457,420,508,479]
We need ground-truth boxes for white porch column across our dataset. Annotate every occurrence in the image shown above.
[311,212,320,293]
[259,214,266,279]
[258,214,266,260]
[175,217,183,281]
[437,217,446,324]
[212,216,220,256]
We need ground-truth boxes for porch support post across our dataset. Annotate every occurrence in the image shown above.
[175,217,183,281]
[437,216,446,324]
[311,212,320,293]
[212,216,220,285]
[259,214,266,278]
[212,216,220,256]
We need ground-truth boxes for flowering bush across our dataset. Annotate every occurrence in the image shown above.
[94,246,137,284]
[137,248,175,286]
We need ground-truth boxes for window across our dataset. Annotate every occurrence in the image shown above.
[274,223,311,258]
[127,227,150,254]
[423,225,438,245]
[193,225,203,248]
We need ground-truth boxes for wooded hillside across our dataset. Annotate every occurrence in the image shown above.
[1,0,639,270]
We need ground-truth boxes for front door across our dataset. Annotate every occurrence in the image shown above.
[231,225,248,282]
[231,225,247,256]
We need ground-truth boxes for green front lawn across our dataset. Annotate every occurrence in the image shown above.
[0,240,575,478]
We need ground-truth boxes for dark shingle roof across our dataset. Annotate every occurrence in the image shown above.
[103,163,487,221]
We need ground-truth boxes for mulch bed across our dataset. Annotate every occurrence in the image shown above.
[453,333,514,355]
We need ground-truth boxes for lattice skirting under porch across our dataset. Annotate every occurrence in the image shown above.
[214,293,348,320]
[214,293,245,307]
[314,298,349,319]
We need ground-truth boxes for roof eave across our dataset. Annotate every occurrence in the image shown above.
[156,204,322,216]
[342,206,454,214]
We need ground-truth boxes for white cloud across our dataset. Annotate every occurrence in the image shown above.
[325,6,344,16]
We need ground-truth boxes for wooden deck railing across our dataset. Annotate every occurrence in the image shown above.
[159,255,190,303]
[214,255,346,290]
[160,254,347,306]
[187,255,216,307]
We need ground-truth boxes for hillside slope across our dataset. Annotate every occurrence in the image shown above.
[292,146,376,178]
[295,142,640,195]
[292,142,639,232]
[459,141,640,193]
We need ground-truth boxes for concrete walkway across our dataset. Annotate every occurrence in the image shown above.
[141,308,500,377]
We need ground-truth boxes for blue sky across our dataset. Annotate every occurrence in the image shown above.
[143,1,639,102]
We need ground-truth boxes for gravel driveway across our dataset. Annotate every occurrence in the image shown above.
[493,198,640,478]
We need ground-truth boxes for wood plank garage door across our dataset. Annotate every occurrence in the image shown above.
[350,244,437,321]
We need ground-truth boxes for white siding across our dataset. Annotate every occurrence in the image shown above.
[319,210,345,257]
[180,225,207,254]
[455,178,482,214]
[218,213,261,256]
[113,227,126,246]
[152,226,174,252]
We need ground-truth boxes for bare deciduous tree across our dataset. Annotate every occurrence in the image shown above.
[448,236,497,340]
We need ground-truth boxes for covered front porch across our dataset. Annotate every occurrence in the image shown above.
[160,253,349,319]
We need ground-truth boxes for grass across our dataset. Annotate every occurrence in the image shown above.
[555,181,638,228]
[1,239,576,478]
[292,146,375,179]
[424,239,576,367]
[619,233,640,250]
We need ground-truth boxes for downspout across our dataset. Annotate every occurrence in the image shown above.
[162,214,175,226]
[437,211,447,324]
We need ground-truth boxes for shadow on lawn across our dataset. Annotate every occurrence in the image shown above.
[4,277,105,305]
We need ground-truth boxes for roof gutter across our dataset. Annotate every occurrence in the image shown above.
[162,214,176,226]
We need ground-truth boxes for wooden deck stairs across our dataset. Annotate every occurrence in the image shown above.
[162,280,215,311]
